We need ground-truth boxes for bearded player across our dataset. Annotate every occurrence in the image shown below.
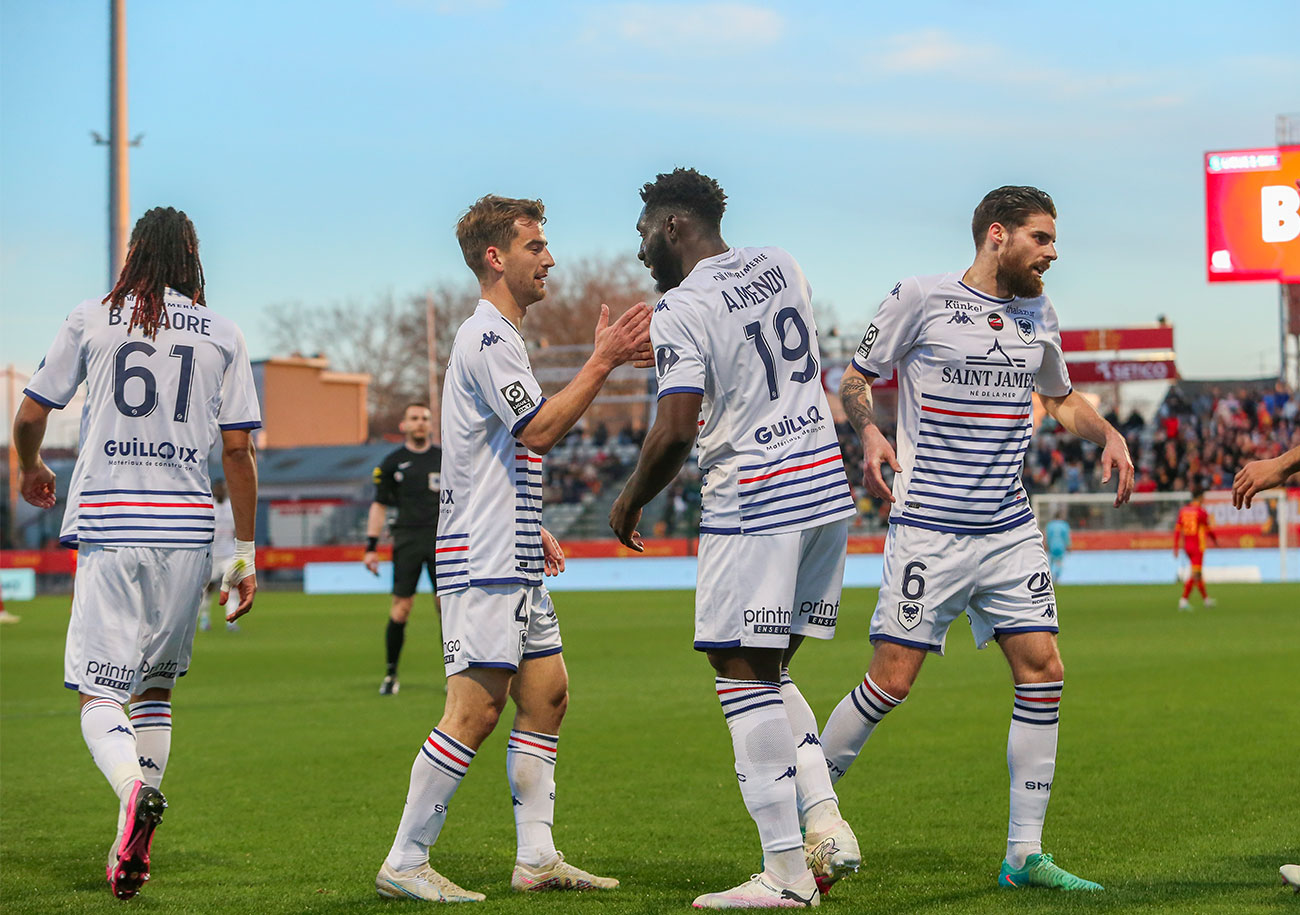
[1174,484,1219,610]
[611,168,860,908]
[821,186,1133,892]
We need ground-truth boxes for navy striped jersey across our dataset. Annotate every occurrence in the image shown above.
[24,290,261,549]
[652,246,855,536]
[850,273,1071,536]
[436,301,547,593]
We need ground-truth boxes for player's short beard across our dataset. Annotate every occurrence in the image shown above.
[997,257,1045,299]
[645,233,685,293]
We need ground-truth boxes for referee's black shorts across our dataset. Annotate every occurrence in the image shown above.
[391,527,437,598]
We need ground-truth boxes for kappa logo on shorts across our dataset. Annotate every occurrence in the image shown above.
[897,601,924,631]
[500,381,536,416]
[1040,603,1056,619]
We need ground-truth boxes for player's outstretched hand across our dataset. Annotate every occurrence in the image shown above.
[1099,433,1135,507]
[862,426,900,502]
[592,303,653,370]
[609,496,644,552]
[363,550,380,575]
[540,526,566,576]
[1232,456,1287,509]
[220,573,258,621]
[19,460,57,509]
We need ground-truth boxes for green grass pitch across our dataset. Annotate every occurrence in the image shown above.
[2,583,1298,913]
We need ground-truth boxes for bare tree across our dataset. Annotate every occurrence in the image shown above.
[264,253,657,438]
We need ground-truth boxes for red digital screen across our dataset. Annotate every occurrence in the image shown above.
[1205,145,1300,282]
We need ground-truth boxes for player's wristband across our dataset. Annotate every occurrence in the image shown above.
[221,539,256,592]
[366,536,379,552]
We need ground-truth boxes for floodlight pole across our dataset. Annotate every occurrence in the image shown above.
[108,0,130,287]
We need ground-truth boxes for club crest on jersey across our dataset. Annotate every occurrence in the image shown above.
[1015,317,1036,344]
[656,345,680,378]
[500,381,536,416]
[897,601,924,631]
[856,324,879,362]
[987,313,1004,331]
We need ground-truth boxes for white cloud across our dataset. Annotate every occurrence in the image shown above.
[593,3,785,49]
[875,29,993,74]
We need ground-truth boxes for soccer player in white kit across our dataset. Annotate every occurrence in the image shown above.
[820,187,1134,891]
[375,196,652,903]
[610,168,859,909]
[12,208,261,901]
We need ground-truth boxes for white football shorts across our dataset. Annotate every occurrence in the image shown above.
[694,519,849,651]
[870,520,1058,655]
[439,583,563,677]
[65,544,211,701]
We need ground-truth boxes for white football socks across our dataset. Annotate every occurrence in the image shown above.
[715,678,806,885]
[1006,681,1062,867]
[778,669,840,834]
[129,700,172,790]
[80,697,142,805]
[385,728,475,872]
[506,730,559,867]
[820,672,903,784]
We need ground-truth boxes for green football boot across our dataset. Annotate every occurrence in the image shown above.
[998,852,1103,890]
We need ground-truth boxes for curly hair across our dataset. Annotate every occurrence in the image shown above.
[456,195,546,279]
[971,186,1056,248]
[639,167,727,228]
[103,207,205,339]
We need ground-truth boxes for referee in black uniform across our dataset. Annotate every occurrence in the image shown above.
[363,402,441,694]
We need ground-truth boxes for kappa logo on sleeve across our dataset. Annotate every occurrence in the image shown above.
[500,381,536,416]
[856,324,880,362]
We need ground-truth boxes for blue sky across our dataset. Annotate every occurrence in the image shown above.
[2,0,1297,379]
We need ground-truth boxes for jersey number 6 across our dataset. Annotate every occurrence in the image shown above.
[744,307,818,402]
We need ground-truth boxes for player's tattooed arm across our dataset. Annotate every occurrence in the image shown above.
[839,367,876,440]
[839,363,900,502]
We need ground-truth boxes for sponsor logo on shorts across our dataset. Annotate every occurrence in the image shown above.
[797,598,838,628]
[140,659,179,682]
[897,601,924,631]
[1027,571,1054,605]
[744,605,790,635]
[500,381,536,416]
[443,639,461,665]
[87,660,134,691]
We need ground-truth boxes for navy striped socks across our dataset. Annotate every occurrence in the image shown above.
[507,730,559,866]
[386,728,475,871]
[715,678,805,884]
[820,673,903,783]
[129,700,172,789]
[1006,680,1062,867]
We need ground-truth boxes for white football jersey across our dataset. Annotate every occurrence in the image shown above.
[436,301,547,593]
[653,246,855,535]
[24,290,261,549]
[851,273,1072,536]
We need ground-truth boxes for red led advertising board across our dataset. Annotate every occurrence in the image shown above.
[1205,145,1300,282]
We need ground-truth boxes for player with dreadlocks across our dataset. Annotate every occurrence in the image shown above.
[13,207,262,900]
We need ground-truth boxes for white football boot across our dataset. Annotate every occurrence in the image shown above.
[692,871,820,908]
[804,818,861,893]
[1281,864,1300,893]
[511,851,618,891]
[375,861,485,902]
